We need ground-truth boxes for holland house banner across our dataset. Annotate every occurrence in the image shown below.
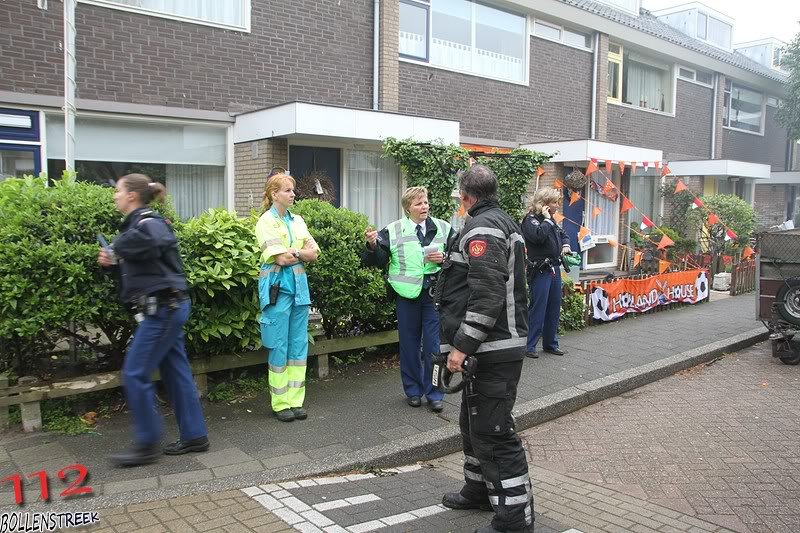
[589,269,710,321]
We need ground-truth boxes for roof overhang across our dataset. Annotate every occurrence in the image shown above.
[668,159,772,179]
[233,102,460,145]
[520,139,662,165]
[767,171,800,185]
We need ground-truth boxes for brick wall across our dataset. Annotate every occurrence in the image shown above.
[595,33,609,141]
[721,107,789,171]
[754,183,789,230]
[1,0,375,114]
[399,37,592,144]
[234,139,289,215]
[379,0,399,111]
[607,80,713,161]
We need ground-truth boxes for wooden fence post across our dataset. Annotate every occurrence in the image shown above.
[0,374,8,430]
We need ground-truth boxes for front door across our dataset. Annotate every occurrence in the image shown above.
[289,146,341,207]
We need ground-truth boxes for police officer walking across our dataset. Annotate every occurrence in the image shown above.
[98,174,209,467]
[437,165,533,533]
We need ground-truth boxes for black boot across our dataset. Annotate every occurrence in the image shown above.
[163,436,210,455]
[109,443,160,467]
[474,524,533,533]
[442,492,492,511]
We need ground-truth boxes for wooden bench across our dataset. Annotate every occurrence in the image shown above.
[0,329,399,432]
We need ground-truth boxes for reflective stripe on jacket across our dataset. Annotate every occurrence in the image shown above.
[387,217,450,299]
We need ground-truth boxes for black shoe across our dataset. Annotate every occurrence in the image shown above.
[442,492,492,511]
[525,351,539,359]
[407,396,421,407]
[474,525,533,533]
[274,409,295,422]
[544,348,566,356]
[163,436,210,455]
[292,407,307,420]
[109,443,160,467]
[428,400,444,413]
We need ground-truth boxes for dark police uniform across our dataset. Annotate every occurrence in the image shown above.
[110,207,207,448]
[437,199,532,531]
[521,212,570,354]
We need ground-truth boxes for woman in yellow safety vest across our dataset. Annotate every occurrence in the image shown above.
[255,173,320,422]
[363,186,453,412]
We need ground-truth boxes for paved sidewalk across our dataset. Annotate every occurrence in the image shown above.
[0,294,765,513]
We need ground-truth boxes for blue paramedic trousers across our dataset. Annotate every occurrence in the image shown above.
[395,291,443,402]
[526,269,562,353]
[122,299,207,445]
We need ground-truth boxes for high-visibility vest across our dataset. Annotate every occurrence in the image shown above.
[387,217,450,299]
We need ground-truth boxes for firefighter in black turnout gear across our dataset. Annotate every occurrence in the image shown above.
[437,165,532,533]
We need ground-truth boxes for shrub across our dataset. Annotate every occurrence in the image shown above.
[560,274,586,333]
[686,194,756,250]
[478,149,552,221]
[292,200,396,337]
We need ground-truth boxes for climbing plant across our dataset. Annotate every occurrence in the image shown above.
[477,149,552,221]
[382,138,469,219]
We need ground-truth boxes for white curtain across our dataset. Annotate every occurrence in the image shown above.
[347,151,400,231]
[110,0,245,27]
[625,60,666,111]
[165,164,225,220]
[628,175,657,227]
[586,178,617,237]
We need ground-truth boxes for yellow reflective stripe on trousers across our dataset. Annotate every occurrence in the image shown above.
[269,362,307,411]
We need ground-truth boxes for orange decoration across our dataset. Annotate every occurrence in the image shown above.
[618,161,626,174]
[604,159,613,174]
[536,166,545,177]
[553,178,564,189]
[633,251,643,267]
[552,211,565,224]
[742,245,755,259]
[658,260,670,273]
[631,162,638,174]
[578,226,591,241]
[707,213,720,225]
[661,164,672,177]
[592,206,602,219]
[602,178,615,195]
[569,191,581,206]
[607,238,618,248]
[620,195,634,215]
[657,234,675,250]
[674,180,688,193]
[585,160,599,175]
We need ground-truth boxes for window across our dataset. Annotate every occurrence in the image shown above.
[696,12,707,40]
[79,0,250,31]
[723,80,764,134]
[608,43,623,104]
[347,151,401,230]
[627,170,659,228]
[584,170,620,269]
[0,146,38,181]
[706,16,731,49]
[400,1,429,60]
[533,19,592,50]
[773,47,784,69]
[46,116,227,219]
[767,96,781,108]
[677,66,713,87]
[398,0,528,84]
[618,51,674,113]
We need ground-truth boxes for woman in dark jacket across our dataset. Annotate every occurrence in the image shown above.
[98,173,209,467]
[521,187,571,358]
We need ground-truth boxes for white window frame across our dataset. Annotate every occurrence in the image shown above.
[398,0,531,86]
[773,46,784,70]
[723,81,766,136]
[582,172,620,271]
[532,18,593,52]
[676,65,713,88]
[608,48,677,117]
[607,43,623,105]
[767,96,781,108]
[78,0,251,33]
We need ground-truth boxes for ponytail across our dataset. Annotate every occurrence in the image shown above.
[119,173,166,205]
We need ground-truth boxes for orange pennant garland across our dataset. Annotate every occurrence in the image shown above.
[658,260,670,273]
[657,234,675,250]
[674,180,688,193]
[585,160,599,175]
[592,206,602,219]
[578,226,591,241]
[661,164,672,177]
[742,245,755,259]
[552,211,565,224]
[620,195,634,215]
[604,159,613,174]
[553,178,564,189]
[633,251,642,267]
[569,191,581,206]
[618,161,626,174]
[707,213,720,225]
[536,166,545,177]
[631,161,638,174]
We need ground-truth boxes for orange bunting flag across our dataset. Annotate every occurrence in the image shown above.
[552,211,565,224]
[661,164,672,177]
[618,161,626,174]
[707,213,720,225]
[640,215,655,231]
[742,245,755,259]
[592,206,603,219]
[724,229,738,242]
[604,159,613,174]
[536,166,545,177]
[655,161,662,170]
[633,251,643,267]
[569,190,581,206]
[602,178,615,195]
[585,159,599,175]
[553,178,564,189]
[657,234,675,250]
[631,161,638,174]
[607,238,618,248]
[658,260,670,273]
[620,195,634,215]
[674,180,688,193]
[691,197,704,210]
[578,226,591,241]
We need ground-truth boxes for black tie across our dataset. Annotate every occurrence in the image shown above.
[416,224,425,245]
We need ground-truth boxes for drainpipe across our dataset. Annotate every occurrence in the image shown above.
[372,0,380,111]
[590,32,599,140]
[710,73,718,159]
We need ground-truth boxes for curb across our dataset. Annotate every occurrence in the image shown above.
[31,327,768,511]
